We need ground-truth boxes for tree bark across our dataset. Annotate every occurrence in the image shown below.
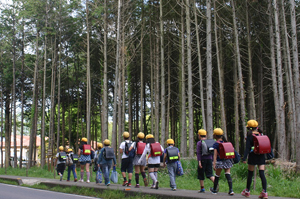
[180,2,187,157]
[160,0,166,145]
[86,0,91,143]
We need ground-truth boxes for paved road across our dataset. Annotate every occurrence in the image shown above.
[0,183,101,199]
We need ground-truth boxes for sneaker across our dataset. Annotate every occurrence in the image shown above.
[135,184,140,188]
[228,189,234,196]
[59,174,63,181]
[258,191,268,199]
[66,180,70,182]
[150,184,155,189]
[122,181,128,186]
[241,189,250,197]
[155,181,159,189]
[86,180,90,183]
[74,178,77,182]
[106,182,110,186]
[79,179,84,183]
[198,188,205,193]
[210,187,218,194]
[143,178,148,187]
[127,182,131,187]
[172,188,177,191]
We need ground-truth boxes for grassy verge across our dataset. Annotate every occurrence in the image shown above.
[1,159,300,198]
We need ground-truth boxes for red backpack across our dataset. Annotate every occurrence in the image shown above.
[83,144,91,155]
[218,142,235,159]
[253,134,271,154]
[150,143,162,157]
[136,142,146,155]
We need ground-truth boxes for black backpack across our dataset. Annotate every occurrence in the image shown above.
[103,147,114,160]
[59,152,67,161]
[166,147,179,161]
[201,139,215,156]
[125,141,135,158]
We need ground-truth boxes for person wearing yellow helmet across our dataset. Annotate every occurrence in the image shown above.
[78,137,95,183]
[128,132,148,188]
[97,139,116,186]
[163,138,180,191]
[66,148,77,182]
[55,146,67,181]
[241,120,268,198]
[119,131,134,187]
[138,134,164,189]
[210,128,234,195]
[196,129,215,193]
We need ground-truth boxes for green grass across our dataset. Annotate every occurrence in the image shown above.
[1,160,300,198]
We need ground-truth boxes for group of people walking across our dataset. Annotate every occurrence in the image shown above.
[55,119,269,199]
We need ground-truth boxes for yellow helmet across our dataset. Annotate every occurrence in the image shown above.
[104,139,111,145]
[97,143,103,149]
[167,139,174,145]
[68,148,73,152]
[198,129,207,136]
[123,132,130,138]
[59,146,64,151]
[246,120,258,128]
[137,132,145,139]
[81,137,88,142]
[213,128,224,135]
[146,134,154,139]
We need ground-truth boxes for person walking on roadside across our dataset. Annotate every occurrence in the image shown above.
[241,120,268,199]
[78,137,94,183]
[55,146,67,181]
[210,128,234,196]
[129,132,148,188]
[138,134,164,189]
[66,148,77,182]
[196,129,215,193]
[119,132,134,187]
[163,138,180,191]
[94,143,103,184]
[97,139,116,186]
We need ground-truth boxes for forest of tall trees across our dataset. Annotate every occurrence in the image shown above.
[0,0,299,171]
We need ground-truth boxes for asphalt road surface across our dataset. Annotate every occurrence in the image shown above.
[0,183,101,199]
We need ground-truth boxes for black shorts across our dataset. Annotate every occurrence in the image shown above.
[197,159,213,180]
[57,163,66,175]
[248,153,265,165]
[121,158,133,173]
[148,164,160,168]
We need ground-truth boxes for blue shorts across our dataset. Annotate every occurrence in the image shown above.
[80,161,91,165]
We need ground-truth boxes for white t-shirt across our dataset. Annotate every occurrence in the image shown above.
[119,140,132,159]
[139,142,164,164]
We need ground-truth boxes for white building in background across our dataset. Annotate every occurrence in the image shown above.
[0,135,42,167]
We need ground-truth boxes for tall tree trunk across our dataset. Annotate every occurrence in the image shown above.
[5,96,10,168]
[112,0,122,153]
[280,0,295,160]
[160,0,166,145]
[101,0,108,141]
[29,28,40,168]
[0,82,3,168]
[41,3,48,167]
[268,0,280,158]
[185,0,194,156]
[206,0,213,136]
[140,3,144,132]
[12,9,17,168]
[150,30,154,135]
[234,57,240,152]
[155,36,160,141]
[166,41,171,137]
[194,0,206,130]
[214,0,226,133]
[273,0,286,159]
[289,0,300,171]
[20,19,25,168]
[245,0,256,120]
[232,0,247,138]
[86,0,91,143]
[180,2,187,157]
